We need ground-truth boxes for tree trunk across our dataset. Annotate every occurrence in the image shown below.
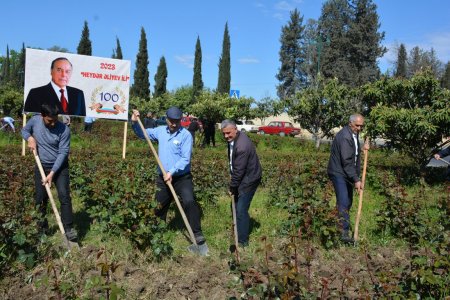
[314,134,321,149]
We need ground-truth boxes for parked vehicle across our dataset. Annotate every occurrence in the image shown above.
[181,116,202,128]
[258,121,301,137]
[235,120,259,133]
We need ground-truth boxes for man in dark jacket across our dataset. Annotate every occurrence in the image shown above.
[327,114,368,243]
[434,146,450,181]
[221,119,262,246]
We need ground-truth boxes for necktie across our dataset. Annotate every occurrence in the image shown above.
[60,89,68,113]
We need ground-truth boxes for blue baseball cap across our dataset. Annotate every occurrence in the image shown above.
[166,106,182,119]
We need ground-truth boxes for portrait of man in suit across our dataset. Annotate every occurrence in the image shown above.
[24,57,86,116]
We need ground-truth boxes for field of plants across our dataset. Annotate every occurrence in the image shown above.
[1,119,449,299]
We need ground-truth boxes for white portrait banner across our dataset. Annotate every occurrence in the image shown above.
[24,48,130,120]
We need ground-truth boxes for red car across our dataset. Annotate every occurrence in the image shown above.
[258,121,301,137]
[181,116,202,129]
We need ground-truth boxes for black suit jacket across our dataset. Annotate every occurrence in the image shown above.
[229,131,262,194]
[24,83,86,116]
[327,125,361,182]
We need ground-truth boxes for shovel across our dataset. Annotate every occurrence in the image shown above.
[32,150,79,250]
[230,194,241,263]
[353,139,369,244]
[135,117,208,256]
[437,157,450,166]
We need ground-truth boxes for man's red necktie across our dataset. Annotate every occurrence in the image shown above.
[60,89,68,113]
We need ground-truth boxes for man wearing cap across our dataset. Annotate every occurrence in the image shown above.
[130,106,207,247]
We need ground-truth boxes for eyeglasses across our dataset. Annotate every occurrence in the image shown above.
[353,124,364,128]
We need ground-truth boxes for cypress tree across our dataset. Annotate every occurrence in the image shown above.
[441,61,450,89]
[347,0,386,86]
[192,36,204,100]
[77,21,92,55]
[1,45,10,84]
[276,8,306,100]
[395,43,407,78]
[217,22,231,94]
[115,37,123,59]
[18,43,25,88]
[130,27,150,99]
[154,56,167,98]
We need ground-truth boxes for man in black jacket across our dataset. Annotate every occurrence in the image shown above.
[327,114,368,243]
[434,146,450,181]
[221,119,262,247]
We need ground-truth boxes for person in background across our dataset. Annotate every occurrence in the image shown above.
[21,104,78,241]
[434,146,450,181]
[202,118,216,147]
[327,114,369,244]
[221,119,262,247]
[130,106,208,251]
[187,117,201,146]
[144,112,157,129]
[1,116,15,132]
[84,116,95,132]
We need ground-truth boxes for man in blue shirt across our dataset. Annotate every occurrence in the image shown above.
[21,104,78,242]
[1,116,15,132]
[131,106,206,247]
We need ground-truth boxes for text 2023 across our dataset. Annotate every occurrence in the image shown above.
[100,63,115,70]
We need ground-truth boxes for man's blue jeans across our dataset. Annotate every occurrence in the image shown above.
[329,174,354,234]
[233,188,257,246]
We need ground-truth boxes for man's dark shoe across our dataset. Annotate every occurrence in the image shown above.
[195,234,206,245]
[65,228,78,242]
[340,233,355,244]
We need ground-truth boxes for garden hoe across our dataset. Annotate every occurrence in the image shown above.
[230,194,241,263]
[353,139,369,246]
[32,150,79,250]
[438,157,450,166]
[136,117,209,256]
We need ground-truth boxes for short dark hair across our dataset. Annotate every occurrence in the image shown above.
[41,104,59,117]
[51,57,72,70]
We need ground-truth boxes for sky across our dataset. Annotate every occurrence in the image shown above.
[1,0,450,100]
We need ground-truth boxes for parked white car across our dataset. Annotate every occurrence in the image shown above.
[236,120,260,133]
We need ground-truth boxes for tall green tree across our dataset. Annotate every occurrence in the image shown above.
[217,22,231,95]
[10,44,25,89]
[318,0,352,84]
[130,27,150,100]
[192,36,204,100]
[319,0,385,87]
[77,21,92,55]
[407,46,443,78]
[276,9,306,100]
[347,0,385,86]
[395,43,407,78]
[441,61,450,89]
[1,45,11,84]
[154,56,167,98]
[112,37,123,59]
[303,18,321,83]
